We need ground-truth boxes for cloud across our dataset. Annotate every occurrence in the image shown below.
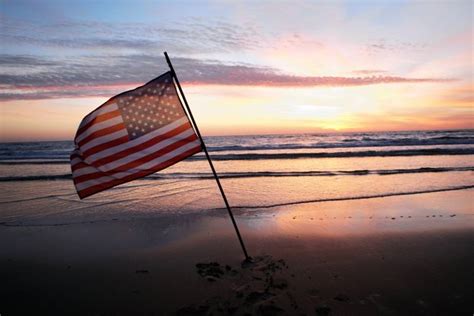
[0,55,58,67]
[0,12,460,101]
[351,69,388,75]
[0,17,264,54]
[0,54,455,100]
[365,39,428,54]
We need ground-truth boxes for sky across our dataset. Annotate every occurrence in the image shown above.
[0,0,472,141]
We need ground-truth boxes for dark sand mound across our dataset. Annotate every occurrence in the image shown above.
[178,255,341,316]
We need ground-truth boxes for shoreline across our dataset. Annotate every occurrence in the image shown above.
[0,186,473,226]
[1,190,473,315]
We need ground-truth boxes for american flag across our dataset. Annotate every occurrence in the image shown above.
[70,71,202,199]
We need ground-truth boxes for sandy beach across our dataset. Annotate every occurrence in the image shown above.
[1,189,473,315]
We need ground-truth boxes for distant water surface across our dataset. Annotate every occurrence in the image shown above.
[0,129,473,225]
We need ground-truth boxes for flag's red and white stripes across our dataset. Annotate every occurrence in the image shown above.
[70,74,202,199]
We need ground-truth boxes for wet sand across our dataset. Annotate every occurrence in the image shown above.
[1,189,473,315]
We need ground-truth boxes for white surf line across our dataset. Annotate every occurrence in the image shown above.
[227,185,474,210]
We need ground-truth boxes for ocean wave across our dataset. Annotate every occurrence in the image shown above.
[205,137,474,151]
[0,147,473,165]
[230,185,474,210]
[0,160,71,164]
[0,166,472,182]
[1,185,472,226]
[206,148,474,160]
[1,131,474,160]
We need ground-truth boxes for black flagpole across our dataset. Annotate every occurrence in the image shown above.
[164,51,250,261]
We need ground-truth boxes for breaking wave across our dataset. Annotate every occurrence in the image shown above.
[0,147,473,165]
[0,166,472,182]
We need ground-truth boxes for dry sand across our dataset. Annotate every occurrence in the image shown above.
[1,189,473,315]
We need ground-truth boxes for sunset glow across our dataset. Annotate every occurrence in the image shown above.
[0,0,472,141]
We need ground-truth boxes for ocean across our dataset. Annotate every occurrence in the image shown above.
[0,129,473,225]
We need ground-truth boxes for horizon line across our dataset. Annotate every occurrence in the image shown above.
[1,127,473,144]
